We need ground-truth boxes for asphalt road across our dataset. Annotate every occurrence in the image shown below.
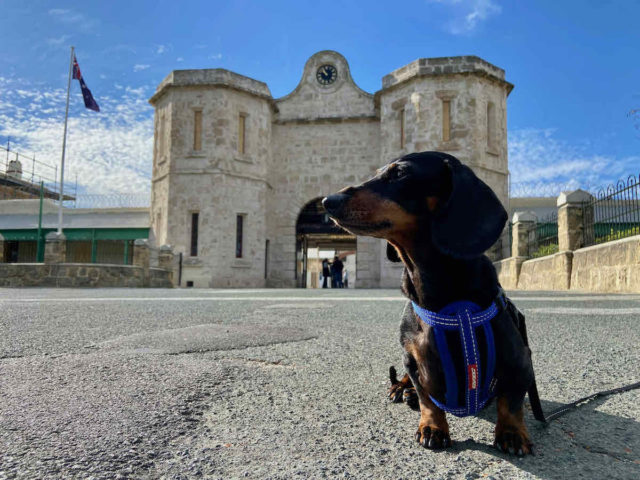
[1,288,639,480]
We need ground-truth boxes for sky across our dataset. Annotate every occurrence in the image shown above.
[0,0,638,198]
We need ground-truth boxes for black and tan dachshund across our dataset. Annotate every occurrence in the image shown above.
[323,151,535,456]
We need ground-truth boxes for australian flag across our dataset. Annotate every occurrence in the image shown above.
[72,55,100,112]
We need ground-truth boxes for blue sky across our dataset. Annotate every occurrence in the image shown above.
[0,0,638,196]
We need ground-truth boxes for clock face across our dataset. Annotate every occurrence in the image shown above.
[316,64,338,86]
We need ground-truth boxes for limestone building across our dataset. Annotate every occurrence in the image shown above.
[148,51,513,288]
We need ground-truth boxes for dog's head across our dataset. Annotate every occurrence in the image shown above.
[322,151,507,261]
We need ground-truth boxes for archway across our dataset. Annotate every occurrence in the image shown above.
[295,197,356,288]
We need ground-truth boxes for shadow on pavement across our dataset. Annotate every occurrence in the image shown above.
[451,396,640,479]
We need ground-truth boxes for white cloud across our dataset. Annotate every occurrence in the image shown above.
[427,0,501,35]
[133,64,150,72]
[0,76,153,196]
[208,53,222,60]
[48,8,97,32]
[176,57,184,62]
[46,35,71,47]
[508,128,639,197]
[156,45,166,55]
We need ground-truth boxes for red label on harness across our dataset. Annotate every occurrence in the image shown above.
[468,364,478,390]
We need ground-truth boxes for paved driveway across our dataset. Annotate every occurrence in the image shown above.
[1,288,639,479]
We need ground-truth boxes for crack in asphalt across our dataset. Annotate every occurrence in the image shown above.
[163,335,319,356]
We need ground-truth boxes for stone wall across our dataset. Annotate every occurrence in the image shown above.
[516,251,573,291]
[570,235,640,293]
[0,263,172,288]
[495,191,640,293]
[493,257,525,290]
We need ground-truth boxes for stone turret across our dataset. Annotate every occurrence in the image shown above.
[378,56,513,207]
[149,68,273,287]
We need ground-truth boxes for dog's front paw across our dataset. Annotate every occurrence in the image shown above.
[403,387,419,411]
[415,424,452,450]
[493,427,533,456]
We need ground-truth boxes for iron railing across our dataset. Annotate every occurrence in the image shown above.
[529,211,558,258]
[583,174,640,247]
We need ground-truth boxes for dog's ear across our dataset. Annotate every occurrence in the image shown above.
[386,242,402,263]
[431,161,507,259]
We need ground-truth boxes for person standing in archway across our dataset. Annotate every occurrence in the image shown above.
[322,258,330,288]
[332,256,344,288]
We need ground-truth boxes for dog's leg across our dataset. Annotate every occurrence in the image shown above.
[415,395,451,449]
[404,351,451,449]
[388,366,413,403]
[494,396,533,456]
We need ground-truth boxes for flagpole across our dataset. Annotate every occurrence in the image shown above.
[57,45,75,235]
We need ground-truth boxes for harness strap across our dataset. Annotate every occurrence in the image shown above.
[412,300,498,417]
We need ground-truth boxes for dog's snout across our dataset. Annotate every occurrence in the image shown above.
[322,193,350,216]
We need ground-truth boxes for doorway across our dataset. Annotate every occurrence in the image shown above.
[295,198,356,288]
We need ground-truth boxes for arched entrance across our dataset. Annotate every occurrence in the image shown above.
[295,197,356,288]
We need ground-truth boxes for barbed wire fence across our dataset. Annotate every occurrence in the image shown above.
[71,193,151,209]
[1,142,149,208]
[510,181,597,198]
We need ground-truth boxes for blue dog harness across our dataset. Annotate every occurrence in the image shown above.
[411,299,500,417]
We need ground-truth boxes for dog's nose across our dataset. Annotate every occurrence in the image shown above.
[322,194,350,216]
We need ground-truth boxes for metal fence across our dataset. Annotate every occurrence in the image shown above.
[1,144,77,202]
[583,174,640,247]
[528,211,558,258]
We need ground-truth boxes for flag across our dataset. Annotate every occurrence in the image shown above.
[72,55,100,112]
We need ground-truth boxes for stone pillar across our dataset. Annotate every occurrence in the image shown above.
[512,211,537,257]
[44,232,66,264]
[133,239,151,287]
[158,244,175,285]
[0,233,5,263]
[158,245,174,270]
[557,190,594,252]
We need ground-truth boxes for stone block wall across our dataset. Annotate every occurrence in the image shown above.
[570,235,640,293]
[495,192,640,293]
[0,263,172,288]
[516,251,573,291]
[493,256,526,290]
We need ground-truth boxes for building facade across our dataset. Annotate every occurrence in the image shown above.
[149,51,513,288]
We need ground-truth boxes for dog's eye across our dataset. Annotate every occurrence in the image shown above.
[388,167,407,180]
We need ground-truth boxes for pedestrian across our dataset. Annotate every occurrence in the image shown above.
[332,256,344,288]
[322,258,330,288]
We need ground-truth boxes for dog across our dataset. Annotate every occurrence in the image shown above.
[322,151,535,456]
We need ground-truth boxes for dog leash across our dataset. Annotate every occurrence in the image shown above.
[506,296,640,423]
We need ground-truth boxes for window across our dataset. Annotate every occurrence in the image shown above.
[442,99,451,142]
[156,113,166,164]
[236,214,244,258]
[487,102,496,148]
[264,239,269,279]
[399,108,405,149]
[193,110,202,151]
[238,113,247,154]
[190,212,199,257]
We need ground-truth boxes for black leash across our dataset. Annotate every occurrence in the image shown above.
[503,293,640,424]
